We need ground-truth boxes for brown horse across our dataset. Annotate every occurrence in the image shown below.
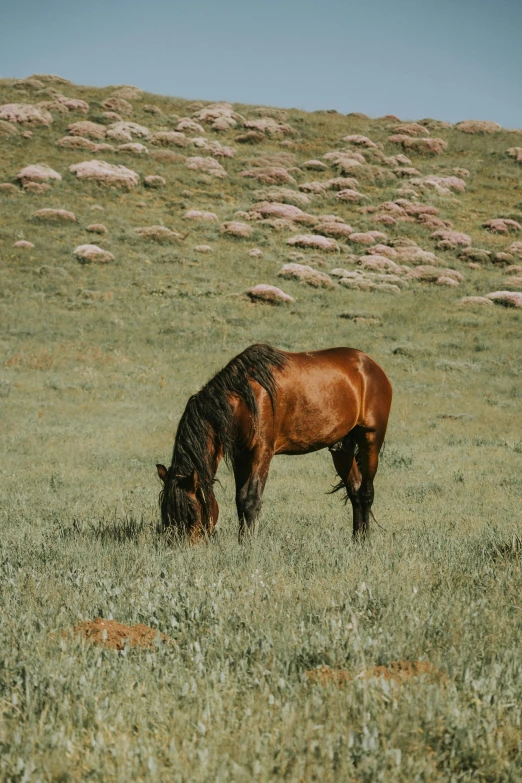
[156,344,392,542]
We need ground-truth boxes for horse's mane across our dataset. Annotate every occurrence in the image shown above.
[160,344,287,533]
[173,343,287,480]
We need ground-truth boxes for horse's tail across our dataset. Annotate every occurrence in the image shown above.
[328,433,359,504]
[326,479,350,505]
[354,440,362,472]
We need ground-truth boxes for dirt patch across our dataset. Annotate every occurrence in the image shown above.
[362,660,445,683]
[307,665,352,685]
[74,618,170,651]
[307,660,445,686]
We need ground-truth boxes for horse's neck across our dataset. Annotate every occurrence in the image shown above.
[180,422,222,481]
[208,429,224,478]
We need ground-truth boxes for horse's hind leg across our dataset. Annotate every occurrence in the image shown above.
[330,434,364,536]
[233,449,272,543]
[353,427,385,538]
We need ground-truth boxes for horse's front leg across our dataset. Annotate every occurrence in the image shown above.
[233,449,272,543]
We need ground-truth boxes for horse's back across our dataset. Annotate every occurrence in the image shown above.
[281,347,391,398]
[308,347,392,413]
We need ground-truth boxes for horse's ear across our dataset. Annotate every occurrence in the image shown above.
[156,464,168,483]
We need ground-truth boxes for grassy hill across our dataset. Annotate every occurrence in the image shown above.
[1,75,522,781]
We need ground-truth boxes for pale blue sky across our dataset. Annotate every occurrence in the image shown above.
[1,0,521,126]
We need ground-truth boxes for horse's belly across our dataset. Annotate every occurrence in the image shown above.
[276,440,336,456]
[275,428,354,455]
[273,399,358,455]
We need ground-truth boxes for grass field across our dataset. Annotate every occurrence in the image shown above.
[1,76,522,781]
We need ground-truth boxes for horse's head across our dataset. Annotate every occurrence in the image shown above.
[156,464,218,542]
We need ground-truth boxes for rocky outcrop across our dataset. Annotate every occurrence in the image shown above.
[277,263,334,288]
[286,234,339,251]
[185,157,227,177]
[73,244,114,263]
[17,164,61,184]
[245,284,295,303]
[69,160,140,189]
[33,208,76,222]
[0,103,52,125]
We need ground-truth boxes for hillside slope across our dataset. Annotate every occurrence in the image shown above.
[1,74,522,306]
[1,76,522,781]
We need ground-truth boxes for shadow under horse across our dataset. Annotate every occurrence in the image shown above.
[157,344,392,542]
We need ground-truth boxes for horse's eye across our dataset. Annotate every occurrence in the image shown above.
[176,476,194,491]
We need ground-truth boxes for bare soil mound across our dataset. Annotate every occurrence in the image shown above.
[74,618,169,650]
[307,660,445,685]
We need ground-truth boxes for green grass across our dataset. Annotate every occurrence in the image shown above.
[1,76,522,781]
